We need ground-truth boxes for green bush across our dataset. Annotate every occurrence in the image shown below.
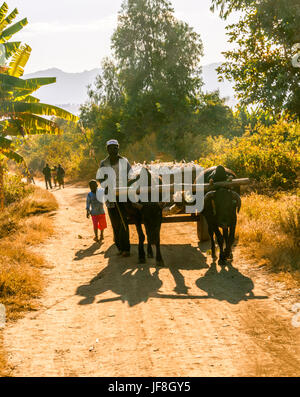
[20,119,90,179]
[3,174,32,205]
[197,119,300,189]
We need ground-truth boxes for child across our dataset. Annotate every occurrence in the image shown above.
[86,180,107,242]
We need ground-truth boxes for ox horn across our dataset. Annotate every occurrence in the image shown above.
[204,190,215,204]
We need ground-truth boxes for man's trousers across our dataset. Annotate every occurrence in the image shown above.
[107,203,130,253]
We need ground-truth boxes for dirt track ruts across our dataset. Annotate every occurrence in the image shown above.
[3,183,300,376]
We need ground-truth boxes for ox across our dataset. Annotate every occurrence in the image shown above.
[126,201,164,267]
[202,166,241,265]
[123,167,165,267]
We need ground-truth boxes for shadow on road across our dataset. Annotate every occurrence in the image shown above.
[74,242,104,261]
[165,243,209,294]
[76,243,207,306]
[72,191,89,203]
[76,243,162,306]
[75,244,267,307]
[195,261,267,304]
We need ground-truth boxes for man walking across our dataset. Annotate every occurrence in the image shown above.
[96,139,133,257]
[42,163,52,190]
[28,168,35,185]
[57,164,65,189]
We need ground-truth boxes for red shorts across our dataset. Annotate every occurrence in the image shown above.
[91,214,107,230]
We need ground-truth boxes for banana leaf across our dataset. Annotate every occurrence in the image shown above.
[4,127,58,136]
[0,101,79,122]
[0,8,18,32]
[3,41,21,58]
[0,74,56,92]
[24,76,56,88]
[0,147,24,163]
[0,73,40,91]
[0,3,8,23]
[0,135,12,148]
[4,114,63,135]
[20,95,40,103]
[8,44,31,77]
[0,18,28,43]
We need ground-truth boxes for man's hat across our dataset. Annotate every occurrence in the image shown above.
[106,139,119,147]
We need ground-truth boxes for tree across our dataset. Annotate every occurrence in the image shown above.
[0,2,78,207]
[112,0,203,111]
[83,0,204,157]
[211,0,300,117]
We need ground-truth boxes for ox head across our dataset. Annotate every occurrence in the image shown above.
[205,188,241,227]
[196,166,237,184]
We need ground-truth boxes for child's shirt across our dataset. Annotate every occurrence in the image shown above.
[86,190,105,215]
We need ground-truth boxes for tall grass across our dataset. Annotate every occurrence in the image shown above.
[0,186,57,319]
[237,191,300,280]
[0,185,58,375]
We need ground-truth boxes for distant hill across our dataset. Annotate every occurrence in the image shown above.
[24,67,100,114]
[24,63,237,114]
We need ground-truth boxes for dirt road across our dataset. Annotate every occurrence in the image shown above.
[3,183,300,376]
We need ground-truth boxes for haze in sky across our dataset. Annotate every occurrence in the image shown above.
[9,0,240,73]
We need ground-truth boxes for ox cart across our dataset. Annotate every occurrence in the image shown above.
[122,177,250,242]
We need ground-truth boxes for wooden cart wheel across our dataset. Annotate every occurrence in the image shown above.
[197,213,210,242]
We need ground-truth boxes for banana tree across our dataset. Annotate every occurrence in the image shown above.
[0,2,79,208]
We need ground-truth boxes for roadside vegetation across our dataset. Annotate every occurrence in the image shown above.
[0,176,58,375]
[0,1,75,375]
[237,192,300,283]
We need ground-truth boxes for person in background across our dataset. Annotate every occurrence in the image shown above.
[86,180,107,242]
[28,168,35,185]
[52,165,58,187]
[42,164,52,190]
[57,164,65,189]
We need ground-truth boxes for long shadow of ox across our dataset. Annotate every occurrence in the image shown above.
[75,243,267,307]
[76,244,163,307]
[196,262,261,304]
[75,243,207,307]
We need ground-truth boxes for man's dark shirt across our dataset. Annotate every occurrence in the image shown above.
[96,155,133,208]
[57,166,65,178]
[42,166,51,178]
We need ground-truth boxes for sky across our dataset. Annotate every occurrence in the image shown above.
[8,0,240,73]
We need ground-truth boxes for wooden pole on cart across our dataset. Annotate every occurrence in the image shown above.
[114,178,250,197]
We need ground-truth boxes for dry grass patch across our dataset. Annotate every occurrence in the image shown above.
[0,260,43,320]
[17,216,55,246]
[236,191,300,283]
[0,187,57,319]
[0,186,57,239]
[0,186,58,375]
[13,186,58,217]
